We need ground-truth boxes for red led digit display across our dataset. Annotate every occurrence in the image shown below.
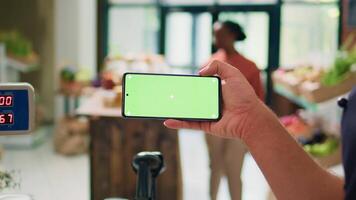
[0,95,13,106]
[0,113,14,124]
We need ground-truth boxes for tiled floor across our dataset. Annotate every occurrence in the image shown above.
[179,129,269,200]
[0,129,344,200]
[0,137,90,200]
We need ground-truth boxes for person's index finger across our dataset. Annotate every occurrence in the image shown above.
[164,119,203,130]
[199,60,244,79]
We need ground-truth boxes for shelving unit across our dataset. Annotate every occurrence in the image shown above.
[274,84,318,111]
[273,76,348,139]
[0,43,39,82]
[6,56,38,72]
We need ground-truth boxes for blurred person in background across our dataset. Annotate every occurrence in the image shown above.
[203,21,264,200]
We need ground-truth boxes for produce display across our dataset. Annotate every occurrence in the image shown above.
[0,31,32,56]
[60,67,77,82]
[100,71,117,90]
[59,66,92,96]
[280,114,339,158]
[303,137,339,157]
[273,33,356,103]
[273,66,325,95]
[59,54,170,108]
[322,37,356,86]
[274,59,355,103]
[280,114,314,138]
[0,31,38,65]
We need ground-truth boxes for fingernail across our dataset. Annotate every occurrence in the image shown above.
[163,121,169,126]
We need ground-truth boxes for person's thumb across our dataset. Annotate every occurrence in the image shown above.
[199,60,244,79]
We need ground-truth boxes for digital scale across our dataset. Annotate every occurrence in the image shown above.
[0,83,35,135]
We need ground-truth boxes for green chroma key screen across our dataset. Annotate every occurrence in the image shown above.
[122,73,221,121]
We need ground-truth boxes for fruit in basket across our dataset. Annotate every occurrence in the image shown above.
[91,78,101,88]
[102,79,115,90]
[75,69,91,83]
[101,72,115,90]
[280,115,313,138]
[303,137,339,157]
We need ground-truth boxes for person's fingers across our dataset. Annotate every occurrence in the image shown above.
[199,60,244,79]
[164,119,203,130]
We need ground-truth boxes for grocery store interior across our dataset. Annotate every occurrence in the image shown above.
[0,0,355,199]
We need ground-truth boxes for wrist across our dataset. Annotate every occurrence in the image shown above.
[238,100,283,144]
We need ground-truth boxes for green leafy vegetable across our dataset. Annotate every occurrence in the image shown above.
[321,33,356,86]
[0,31,33,57]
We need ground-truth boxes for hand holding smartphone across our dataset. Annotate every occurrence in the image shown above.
[122,73,221,121]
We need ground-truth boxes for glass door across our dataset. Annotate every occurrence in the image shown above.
[165,11,271,71]
[164,11,213,73]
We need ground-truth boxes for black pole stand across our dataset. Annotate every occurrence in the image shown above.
[132,152,165,200]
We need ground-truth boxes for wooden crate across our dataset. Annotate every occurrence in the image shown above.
[300,72,356,103]
[314,144,342,168]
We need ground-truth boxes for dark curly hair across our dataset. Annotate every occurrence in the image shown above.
[221,21,246,41]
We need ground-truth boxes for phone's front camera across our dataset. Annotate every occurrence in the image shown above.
[126,94,129,96]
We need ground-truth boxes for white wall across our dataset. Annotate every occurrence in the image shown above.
[54,0,97,117]
[54,0,97,81]
[55,0,79,71]
[77,0,97,71]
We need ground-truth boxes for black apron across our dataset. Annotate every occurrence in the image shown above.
[341,87,356,200]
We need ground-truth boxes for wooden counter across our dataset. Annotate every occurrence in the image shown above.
[77,90,182,200]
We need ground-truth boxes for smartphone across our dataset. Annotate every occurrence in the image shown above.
[122,73,221,121]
